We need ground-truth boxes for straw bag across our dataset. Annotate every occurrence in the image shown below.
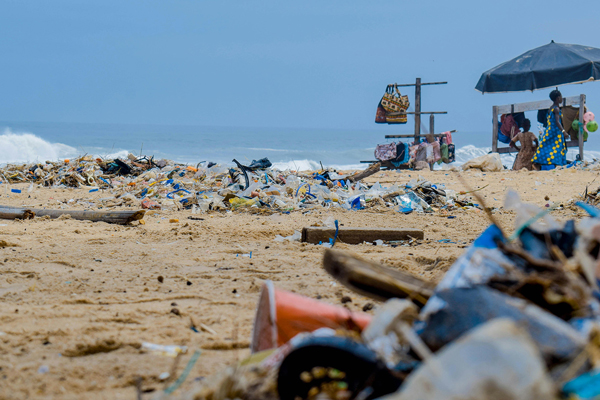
[380,85,409,124]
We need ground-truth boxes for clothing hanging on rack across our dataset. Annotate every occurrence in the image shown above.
[374,142,397,161]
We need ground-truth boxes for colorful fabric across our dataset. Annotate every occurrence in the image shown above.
[375,105,387,124]
[409,144,419,162]
[439,143,449,164]
[532,107,567,166]
[446,144,455,163]
[430,141,441,163]
[380,85,409,124]
[374,142,397,161]
[500,114,519,139]
[385,112,408,124]
[381,85,410,113]
[442,131,453,144]
[394,142,410,164]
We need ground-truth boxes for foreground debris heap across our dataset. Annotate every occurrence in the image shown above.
[0,155,477,214]
[172,192,600,400]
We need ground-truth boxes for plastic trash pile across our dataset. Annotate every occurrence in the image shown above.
[0,155,478,214]
[179,191,600,400]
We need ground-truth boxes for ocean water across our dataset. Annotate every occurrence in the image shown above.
[1,121,600,170]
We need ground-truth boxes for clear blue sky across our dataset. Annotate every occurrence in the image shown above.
[2,0,600,134]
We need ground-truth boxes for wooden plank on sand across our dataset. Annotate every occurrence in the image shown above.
[302,227,423,245]
[323,249,434,306]
[0,205,145,225]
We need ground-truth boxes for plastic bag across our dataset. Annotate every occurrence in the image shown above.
[461,153,503,172]
[384,319,555,400]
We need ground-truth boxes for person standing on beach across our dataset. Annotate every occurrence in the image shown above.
[510,119,538,170]
[532,89,569,170]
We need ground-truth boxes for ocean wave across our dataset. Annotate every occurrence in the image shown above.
[0,130,134,164]
[271,159,367,171]
[0,130,78,164]
[245,147,298,153]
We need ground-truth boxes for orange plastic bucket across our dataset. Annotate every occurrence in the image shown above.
[250,281,372,353]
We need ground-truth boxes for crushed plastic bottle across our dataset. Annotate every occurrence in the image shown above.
[229,197,260,209]
[397,192,425,213]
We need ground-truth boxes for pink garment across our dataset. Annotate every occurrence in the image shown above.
[431,141,441,163]
[442,130,453,144]
[501,114,519,139]
[409,144,419,162]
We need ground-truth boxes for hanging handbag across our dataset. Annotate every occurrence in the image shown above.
[374,142,397,161]
[375,104,387,124]
[394,142,410,164]
[447,144,456,163]
[440,143,449,163]
[381,85,410,124]
[381,85,410,113]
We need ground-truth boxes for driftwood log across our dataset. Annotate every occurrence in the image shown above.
[0,205,145,225]
[323,249,435,307]
[347,162,381,183]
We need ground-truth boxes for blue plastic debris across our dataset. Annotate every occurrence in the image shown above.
[576,201,600,218]
[563,368,600,399]
[350,197,363,210]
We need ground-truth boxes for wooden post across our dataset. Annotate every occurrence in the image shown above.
[492,106,499,153]
[429,113,434,136]
[429,114,435,171]
[414,77,421,143]
[579,94,585,161]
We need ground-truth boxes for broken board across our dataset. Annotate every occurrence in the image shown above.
[323,249,435,307]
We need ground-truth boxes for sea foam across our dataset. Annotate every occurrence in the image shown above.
[0,130,78,164]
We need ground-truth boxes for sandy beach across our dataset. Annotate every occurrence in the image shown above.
[0,167,596,399]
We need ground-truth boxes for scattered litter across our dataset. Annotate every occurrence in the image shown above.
[159,372,170,381]
[461,153,503,172]
[37,365,49,374]
[275,231,301,242]
[0,156,480,217]
[163,350,202,395]
[141,342,187,357]
[183,194,600,400]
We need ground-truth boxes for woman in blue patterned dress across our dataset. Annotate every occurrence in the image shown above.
[532,89,569,170]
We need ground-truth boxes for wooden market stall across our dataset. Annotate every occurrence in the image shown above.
[492,94,586,160]
[362,78,456,169]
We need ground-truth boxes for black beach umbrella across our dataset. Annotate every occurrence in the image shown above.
[475,41,600,93]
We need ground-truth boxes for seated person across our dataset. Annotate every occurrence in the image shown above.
[509,119,538,171]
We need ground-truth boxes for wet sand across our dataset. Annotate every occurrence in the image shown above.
[0,168,596,399]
